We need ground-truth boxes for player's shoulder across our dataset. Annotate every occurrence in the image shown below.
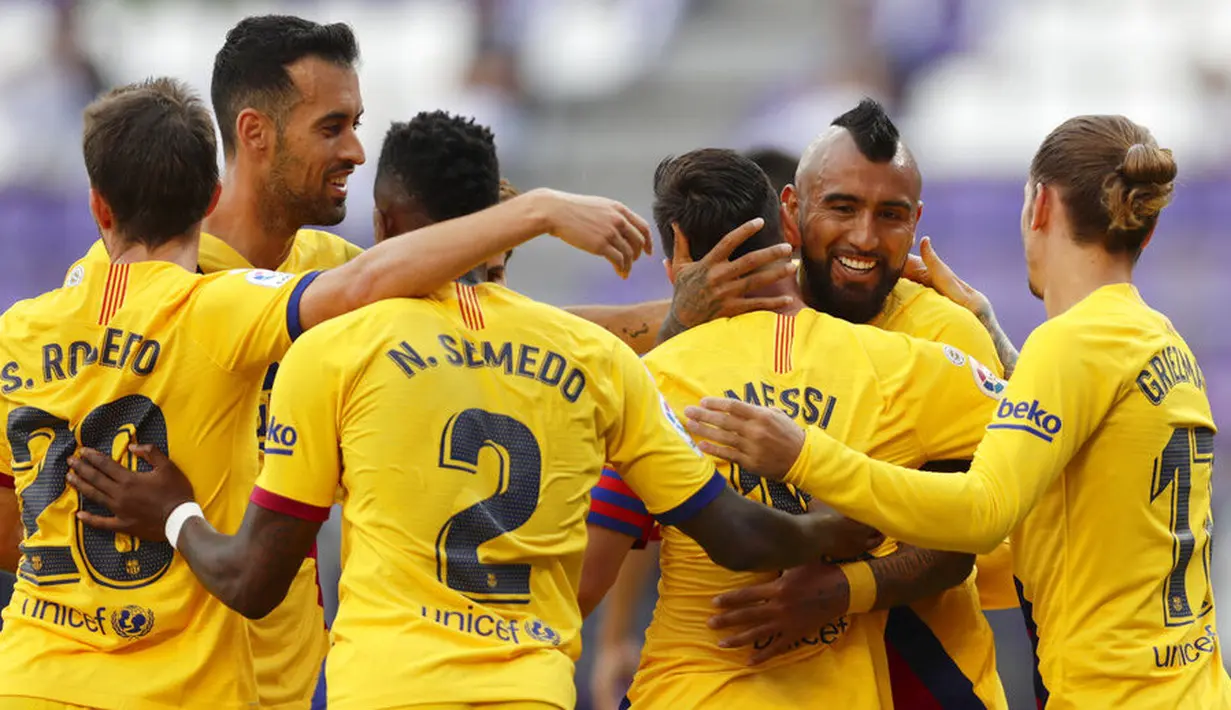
[486,285,627,348]
[62,239,108,284]
[1028,284,1168,361]
[292,229,364,269]
[645,311,779,365]
[887,279,989,340]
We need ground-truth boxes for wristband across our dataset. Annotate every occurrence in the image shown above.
[841,560,877,614]
[165,501,204,551]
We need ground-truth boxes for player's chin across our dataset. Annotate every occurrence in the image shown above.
[314,202,348,227]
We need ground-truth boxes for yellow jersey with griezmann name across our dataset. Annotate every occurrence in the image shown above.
[64,230,361,709]
[787,284,1231,709]
[0,260,317,710]
[627,308,1007,710]
[250,283,722,710]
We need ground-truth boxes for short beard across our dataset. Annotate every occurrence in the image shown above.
[800,255,901,324]
[266,149,347,230]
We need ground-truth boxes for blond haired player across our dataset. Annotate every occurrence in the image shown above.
[0,75,654,710]
[686,115,1231,710]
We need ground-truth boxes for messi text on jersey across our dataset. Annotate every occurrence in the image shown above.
[387,336,587,403]
[723,381,837,428]
[2,327,161,394]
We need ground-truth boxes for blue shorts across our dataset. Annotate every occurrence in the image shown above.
[311,658,327,710]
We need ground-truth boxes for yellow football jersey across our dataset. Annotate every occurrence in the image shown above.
[787,283,1231,709]
[874,278,1017,612]
[61,230,361,709]
[0,260,319,710]
[625,308,1008,709]
[251,283,722,710]
[196,229,360,710]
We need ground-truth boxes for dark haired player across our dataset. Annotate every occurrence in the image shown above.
[590,100,1011,708]
[0,72,653,710]
[579,148,1006,708]
[62,122,887,710]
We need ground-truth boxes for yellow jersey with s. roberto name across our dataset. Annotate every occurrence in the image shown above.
[785,284,1231,710]
[64,229,361,709]
[0,259,319,710]
[624,308,1007,710]
[250,283,723,710]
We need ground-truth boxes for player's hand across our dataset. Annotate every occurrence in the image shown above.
[532,188,652,279]
[903,236,992,319]
[682,397,805,480]
[67,444,195,542]
[808,507,885,560]
[589,638,640,710]
[708,561,850,665]
[665,219,798,334]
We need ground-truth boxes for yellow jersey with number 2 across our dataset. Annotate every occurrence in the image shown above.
[250,283,724,710]
[0,260,318,710]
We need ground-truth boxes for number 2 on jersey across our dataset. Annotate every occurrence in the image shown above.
[8,395,175,589]
[1151,426,1215,626]
[436,409,542,604]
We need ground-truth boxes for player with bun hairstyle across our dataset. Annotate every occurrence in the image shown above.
[684,115,1231,708]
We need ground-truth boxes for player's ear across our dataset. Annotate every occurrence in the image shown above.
[236,108,273,157]
[89,188,113,232]
[372,206,388,245]
[781,204,801,249]
[781,184,799,223]
[1030,182,1049,233]
[203,183,223,219]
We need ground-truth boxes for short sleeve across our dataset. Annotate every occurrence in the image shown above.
[588,467,656,541]
[889,341,1004,462]
[926,304,1005,377]
[189,269,321,375]
[250,329,343,522]
[603,342,725,525]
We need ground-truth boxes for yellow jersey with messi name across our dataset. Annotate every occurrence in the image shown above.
[0,259,319,710]
[64,229,360,709]
[250,282,724,710]
[785,283,1231,710]
[626,308,1008,710]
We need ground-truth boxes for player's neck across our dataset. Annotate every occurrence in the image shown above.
[750,279,804,316]
[106,231,200,272]
[204,167,298,270]
[1041,245,1133,318]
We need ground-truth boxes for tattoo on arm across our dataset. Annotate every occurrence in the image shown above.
[976,309,1019,378]
[868,544,974,610]
[658,268,721,346]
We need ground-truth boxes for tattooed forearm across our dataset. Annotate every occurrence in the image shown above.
[657,309,689,346]
[976,309,1019,378]
[869,544,975,609]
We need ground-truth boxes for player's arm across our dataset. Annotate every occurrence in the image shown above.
[580,467,657,616]
[605,346,880,572]
[68,445,319,619]
[0,486,19,573]
[655,220,797,346]
[565,302,670,356]
[296,189,651,333]
[67,327,346,618]
[683,319,1115,553]
[906,237,1019,375]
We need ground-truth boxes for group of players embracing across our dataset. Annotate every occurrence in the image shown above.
[0,12,1225,710]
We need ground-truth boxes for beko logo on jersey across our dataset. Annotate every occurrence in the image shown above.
[987,399,1062,442]
[264,416,298,456]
